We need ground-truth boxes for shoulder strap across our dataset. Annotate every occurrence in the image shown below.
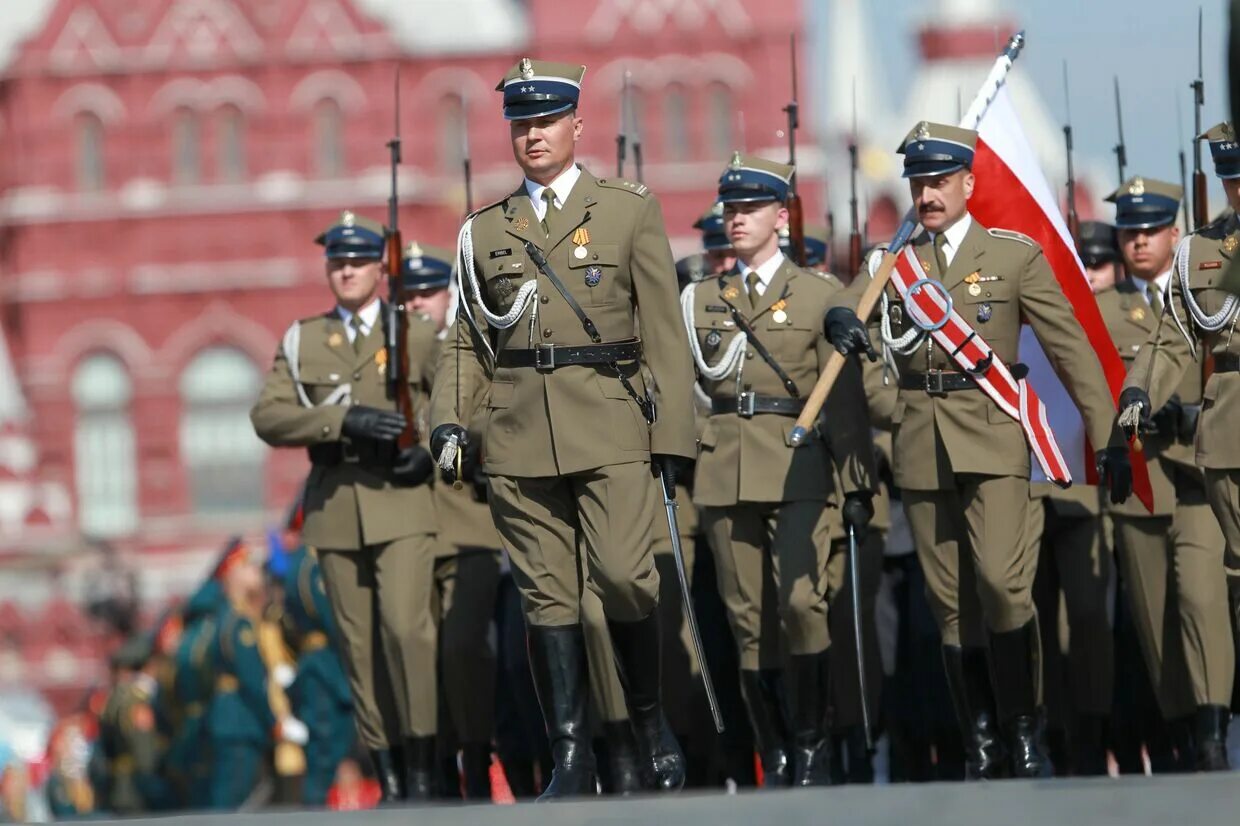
[721,295,800,398]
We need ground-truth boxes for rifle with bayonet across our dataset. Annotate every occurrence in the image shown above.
[384,71,420,454]
[783,33,807,267]
[1113,76,1128,186]
[617,70,629,178]
[1062,62,1080,242]
[1192,5,1209,229]
[462,99,474,217]
[847,79,863,275]
[1178,92,1192,234]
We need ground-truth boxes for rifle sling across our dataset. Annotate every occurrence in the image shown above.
[722,298,800,398]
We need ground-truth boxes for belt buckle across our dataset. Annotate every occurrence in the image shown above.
[738,391,756,418]
[535,343,557,371]
[924,370,945,395]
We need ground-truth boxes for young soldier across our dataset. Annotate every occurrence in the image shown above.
[430,59,697,798]
[826,123,1132,778]
[251,212,439,801]
[683,153,876,786]
[1118,142,1240,769]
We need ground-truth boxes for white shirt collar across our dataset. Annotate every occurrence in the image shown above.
[1134,269,1172,304]
[929,214,973,267]
[337,298,381,338]
[525,164,582,219]
[737,251,786,296]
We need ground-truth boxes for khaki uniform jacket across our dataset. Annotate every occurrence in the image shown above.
[431,167,696,477]
[1098,280,1202,517]
[1126,215,1240,470]
[688,258,875,507]
[836,217,1122,491]
[251,306,439,549]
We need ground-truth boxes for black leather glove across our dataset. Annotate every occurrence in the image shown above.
[652,454,690,499]
[824,307,877,362]
[1149,394,1182,438]
[1095,446,1133,505]
[440,434,484,486]
[842,492,875,535]
[342,406,406,443]
[1117,386,1154,434]
[1177,403,1201,442]
[393,445,434,487]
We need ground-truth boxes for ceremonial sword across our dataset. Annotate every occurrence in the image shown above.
[848,523,873,751]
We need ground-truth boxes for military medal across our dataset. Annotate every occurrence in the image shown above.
[572,227,590,260]
[968,283,982,297]
[495,276,513,297]
[574,247,588,260]
[513,216,530,231]
[771,298,788,324]
[722,285,740,300]
[375,348,388,375]
[704,329,722,351]
[328,332,344,348]
[584,265,603,287]
[1224,235,1238,254]
[889,304,903,325]
[977,302,993,323]
[1130,306,1146,322]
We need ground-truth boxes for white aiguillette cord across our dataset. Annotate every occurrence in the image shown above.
[681,281,748,380]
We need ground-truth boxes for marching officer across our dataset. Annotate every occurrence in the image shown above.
[430,58,697,798]
[96,635,173,815]
[1119,140,1240,769]
[250,211,440,801]
[683,153,876,786]
[826,122,1132,778]
[403,240,503,800]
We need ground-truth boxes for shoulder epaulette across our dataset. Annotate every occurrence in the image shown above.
[596,177,650,197]
[987,227,1036,246]
[297,311,335,326]
[1191,213,1234,239]
[799,267,841,287]
[470,196,509,219]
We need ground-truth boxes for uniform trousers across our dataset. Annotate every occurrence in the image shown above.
[1204,469,1240,577]
[1112,492,1232,716]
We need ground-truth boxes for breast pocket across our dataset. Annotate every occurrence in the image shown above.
[298,367,349,406]
[568,243,620,306]
[480,257,530,314]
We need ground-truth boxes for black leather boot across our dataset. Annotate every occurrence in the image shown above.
[1071,714,1109,776]
[1194,705,1231,772]
[527,624,598,800]
[369,748,404,803]
[461,743,493,801]
[787,651,832,786]
[403,736,436,801]
[601,721,644,794]
[989,621,1052,778]
[607,612,686,791]
[941,646,1007,779]
[738,669,792,788]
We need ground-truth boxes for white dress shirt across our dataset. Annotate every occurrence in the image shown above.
[1132,269,1172,307]
[525,164,583,220]
[928,213,974,269]
[737,250,786,297]
[337,298,381,344]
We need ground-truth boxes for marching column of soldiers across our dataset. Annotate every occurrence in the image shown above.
[73,54,1240,816]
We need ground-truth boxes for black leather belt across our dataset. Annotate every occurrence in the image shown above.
[711,393,806,418]
[1215,352,1239,373]
[899,370,979,393]
[496,339,642,371]
[308,441,389,467]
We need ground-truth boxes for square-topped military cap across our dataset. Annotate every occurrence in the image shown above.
[898,121,978,178]
[1076,220,1118,268]
[1200,122,1240,179]
[497,58,586,121]
[693,201,731,250]
[315,210,386,260]
[718,152,794,204]
[401,240,454,291]
[1106,177,1181,230]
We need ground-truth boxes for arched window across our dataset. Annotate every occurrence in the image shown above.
[663,83,690,162]
[313,98,346,177]
[171,107,201,185]
[74,112,105,192]
[438,93,466,173]
[179,347,266,519]
[707,83,735,158]
[71,354,136,538]
[216,105,247,183]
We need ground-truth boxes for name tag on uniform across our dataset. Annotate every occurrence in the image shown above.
[1199,261,1223,270]
[705,304,728,313]
[490,248,513,259]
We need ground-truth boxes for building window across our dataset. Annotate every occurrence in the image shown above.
[179,347,266,519]
[171,107,201,185]
[313,98,345,177]
[707,83,735,157]
[71,354,137,538]
[216,105,247,183]
[74,113,106,192]
[438,93,466,173]
[663,83,690,162]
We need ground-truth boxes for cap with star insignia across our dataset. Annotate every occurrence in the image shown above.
[401,240,454,291]
[693,201,732,251]
[497,58,586,121]
[717,153,794,203]
[897,121,978,178]
[1200,122,1240,179]
[1106,177,1181,229]
[1076,221,1119,267]
[316,210,386,260]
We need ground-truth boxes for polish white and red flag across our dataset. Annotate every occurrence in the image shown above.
[966,84,1153,510]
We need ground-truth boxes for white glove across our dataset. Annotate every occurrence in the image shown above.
[272,663,296,689]
[279,716,309,745]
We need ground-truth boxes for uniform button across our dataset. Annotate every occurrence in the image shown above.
[498,263,505,271]
[592,253,599,260]
[543,328,553,338]
[540,295,549,304]
[746,352,754,360]
[353,371,362,381]
[321,425,330,435]
[351,399,360,406]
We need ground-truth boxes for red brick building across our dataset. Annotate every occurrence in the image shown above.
[0,0,818,616]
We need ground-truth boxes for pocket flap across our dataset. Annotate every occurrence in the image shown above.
[567,243,619,269]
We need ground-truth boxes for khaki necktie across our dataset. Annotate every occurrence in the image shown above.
[1149,285,1164,318]
[934,233,950,277]
[540,189,558,237]
[745,270,761,300]
[349,315,364,353]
